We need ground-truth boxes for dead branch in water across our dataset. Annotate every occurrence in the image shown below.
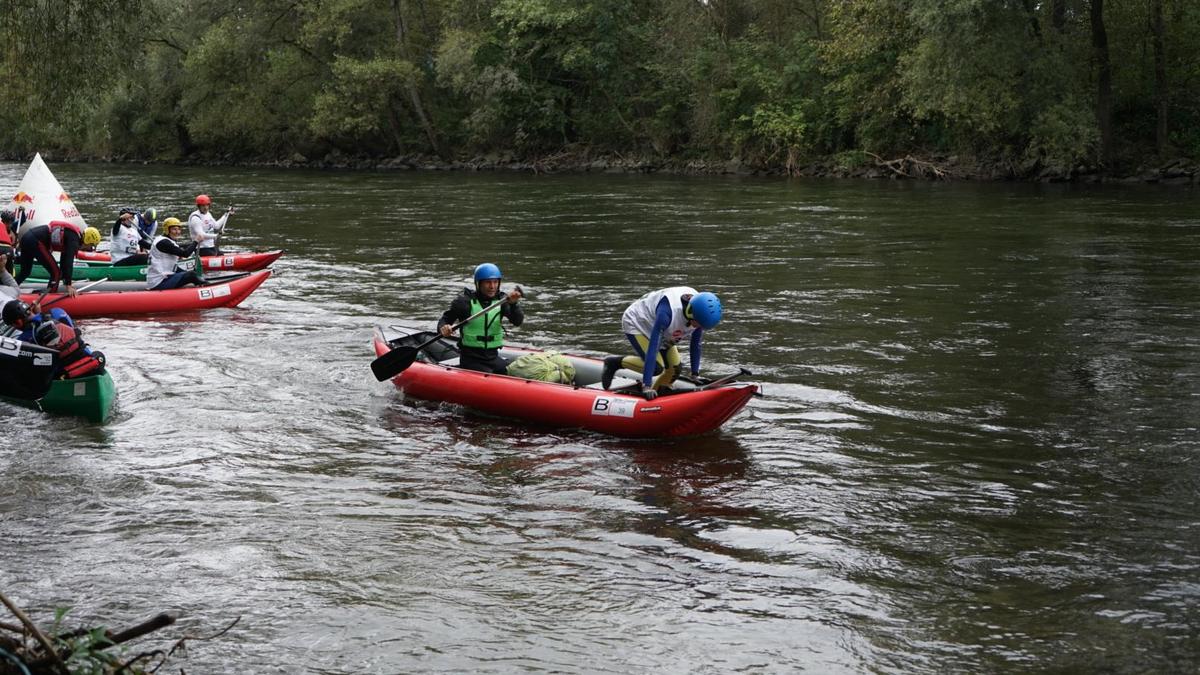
[0,591,231,675]
[865,152,953,180]
[0,591,66,674]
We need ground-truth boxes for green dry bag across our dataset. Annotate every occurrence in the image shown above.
[506,351,575,384]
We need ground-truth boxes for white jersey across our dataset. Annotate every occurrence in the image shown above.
[188,209,227,249]
[146,236,181,288]
[110,223,143,263]
[0,268,19,301]
[620,286,698,345]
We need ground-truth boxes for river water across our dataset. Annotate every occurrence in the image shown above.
[1,162,1197,673]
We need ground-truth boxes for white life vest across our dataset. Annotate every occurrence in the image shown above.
[146,236,180,288]
[110,223,142,263]
[187,209,226,249]
[620,286,698,346]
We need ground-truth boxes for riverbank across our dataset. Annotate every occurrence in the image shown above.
[4,150,1197,185]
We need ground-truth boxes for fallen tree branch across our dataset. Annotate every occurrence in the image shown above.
[0,591,67,675]
[150,616,240,674]
[865,151,952,180]
[104,613,176,649]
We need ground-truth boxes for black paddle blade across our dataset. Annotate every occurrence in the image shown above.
[371,346,419,381]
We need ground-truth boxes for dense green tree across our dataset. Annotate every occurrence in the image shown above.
[1,0,1195,174]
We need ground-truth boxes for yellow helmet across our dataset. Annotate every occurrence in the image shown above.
[82,227,102,246]
[162,217,182,237]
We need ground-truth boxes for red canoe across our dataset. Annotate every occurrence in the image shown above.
[75,249,283,272]
[20,271,272,318]
[373,324,757,438]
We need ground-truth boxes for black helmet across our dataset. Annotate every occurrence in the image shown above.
[34,321,60,347]
[118,206,137,216]
[0,209,14,225]
[2,300,31,327]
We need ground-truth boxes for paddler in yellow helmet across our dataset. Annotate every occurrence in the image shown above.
[146,218,203,290]
[81,227,102,251]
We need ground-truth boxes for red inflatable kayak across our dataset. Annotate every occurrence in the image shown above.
[20,270,272,318]
[372,324,758,438]
[75,249,283,271]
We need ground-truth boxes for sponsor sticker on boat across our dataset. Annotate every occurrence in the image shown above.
[591,396,636,418]
[73,382,86,396]
[34,353,52,367]
[197,285,232,300]
[0,337,19,356]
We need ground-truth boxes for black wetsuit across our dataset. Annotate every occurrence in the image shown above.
[437,288,524,374]
[15,224,80,292]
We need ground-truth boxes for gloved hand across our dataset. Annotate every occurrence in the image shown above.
[641,386,658,401]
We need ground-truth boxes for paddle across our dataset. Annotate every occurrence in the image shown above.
[371,297,510,381]
[175,251,205,281]
[693,367,753,391]
[39,278,109,309]
[0,279,103,338]
[0,288,49,338]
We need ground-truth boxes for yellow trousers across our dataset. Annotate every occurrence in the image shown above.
[619,335,681,390]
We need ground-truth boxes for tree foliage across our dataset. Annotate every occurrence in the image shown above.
[2,0,1196,172]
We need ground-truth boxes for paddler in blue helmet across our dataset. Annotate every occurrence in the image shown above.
[437,262,524,374]
[601,287,723,400]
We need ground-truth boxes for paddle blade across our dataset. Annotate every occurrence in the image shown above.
[371,346,419,381]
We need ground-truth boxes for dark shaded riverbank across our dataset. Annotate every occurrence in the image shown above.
[4,150,1197,186]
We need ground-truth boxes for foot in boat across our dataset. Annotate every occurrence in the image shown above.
[601,355,623,390]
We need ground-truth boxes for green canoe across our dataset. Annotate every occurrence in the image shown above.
[28,263,147,282]
[0,372,117,423]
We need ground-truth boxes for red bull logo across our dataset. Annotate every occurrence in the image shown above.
[58,192,72,202]
[11,191,33,204]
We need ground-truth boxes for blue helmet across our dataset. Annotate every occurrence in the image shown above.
[689,292,722,330]
[473,263,502,282]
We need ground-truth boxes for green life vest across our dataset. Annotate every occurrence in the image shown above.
[461,298,504,349]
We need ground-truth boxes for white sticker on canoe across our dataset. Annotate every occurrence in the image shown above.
[592,396,636,418]
[73,382,86,396]
[198,285,232,300]
[204,257,236,269]
[34,353,53,367]
[0,337,19,356]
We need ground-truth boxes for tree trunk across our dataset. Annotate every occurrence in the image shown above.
[1090,0,1113,165]
[1150,0,1168,155]
[391,0,443,157]
[1051,0,1066,33]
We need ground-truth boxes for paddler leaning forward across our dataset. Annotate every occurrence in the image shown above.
[146,218,203,290]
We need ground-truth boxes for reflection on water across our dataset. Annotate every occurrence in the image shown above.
[1,161,1198,672]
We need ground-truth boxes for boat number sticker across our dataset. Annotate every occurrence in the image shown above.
[591,396,636,418]
[34,353,52,367]
[198,285,232,300]
[73,382,86,397]
[204,257,236,269]
[0,337,18,356]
